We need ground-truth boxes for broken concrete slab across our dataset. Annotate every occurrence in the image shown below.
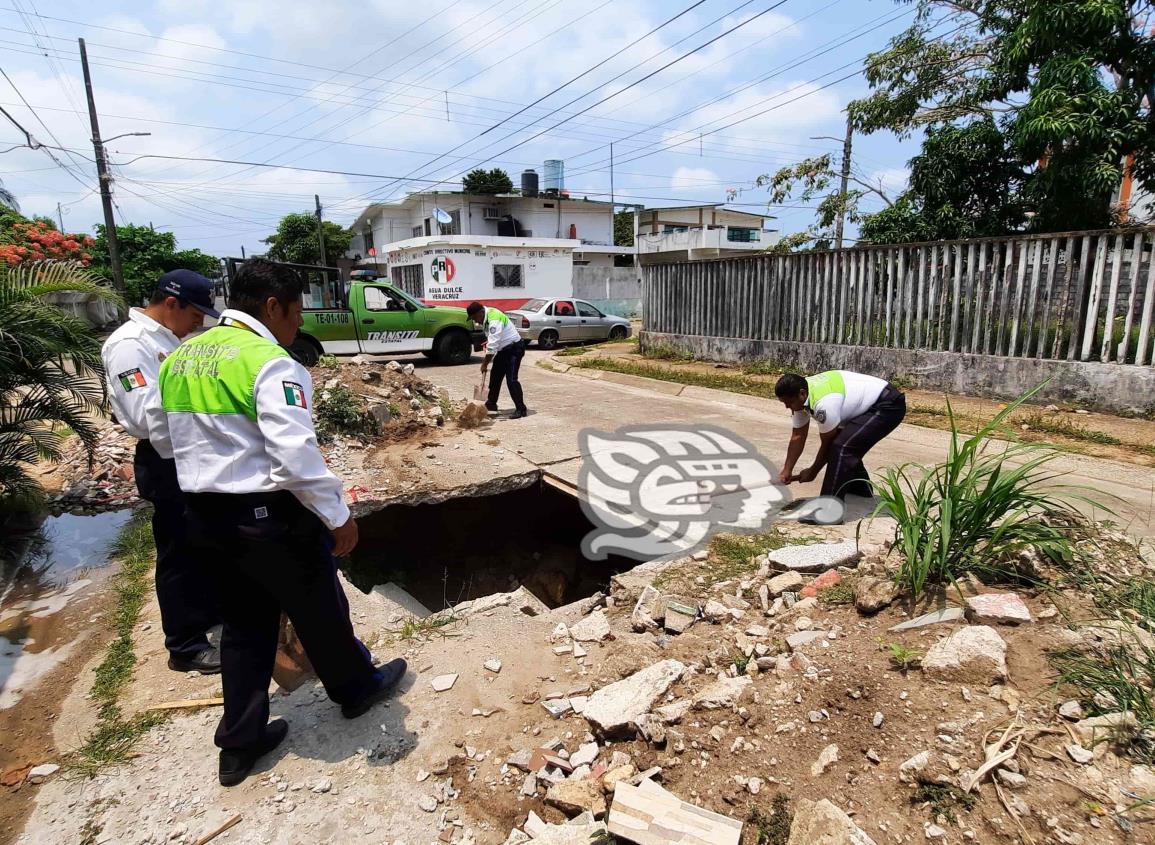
[786,630,827,651]
[452,586,549,619]
[545,778,606,818]
[526,822,610,845]
[691,675,753,710]
[430,674,458,692]
[569,610,612,643]
[767,539,859,573]
[484,658,502,673]
[888,607,965,631]
[632,585,666,632]
[922,626,1008,684]
[607,780,742,845]
[582,659,686,737]
[664,601,698,634]
[766,571,804,597]
[965,593,1033,625]
[370,581,432,619]
[569,742,599,769]
[787,798,878,845]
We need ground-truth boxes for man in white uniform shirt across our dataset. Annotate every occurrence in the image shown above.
[775,370,906,500]
[101,270,222,674]
[468,301,529,418]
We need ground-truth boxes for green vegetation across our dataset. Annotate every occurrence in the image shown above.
[731,653,751,675]
[462,167,513,195]
[653,530,796,593]
[70,511,168,776]
[885,642,923,673]
[439,396,457,421]
[263,212,352,267]
[871,387,1101,600]
[911,783,977,824]
[91,223,218,307]
[396,613,458,641]
[817,579,855,605]
[0,260,121,505]
[748,794,793,845]
[567,357,776,399]
[317,353,339,369]
[641,341,696,362]
[1021,412,1123,446]
[314,384,378,443]
[613,209,635,247]
[741,358,793,376]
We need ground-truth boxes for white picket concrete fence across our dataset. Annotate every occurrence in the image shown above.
[642,227,1155,366]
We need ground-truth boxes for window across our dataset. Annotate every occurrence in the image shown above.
[363,286,390,311]
[448,209,461,235]
[663,225,688,233]
[411,225,422,238]
[521,298,548,312]
[550,300,575,317]
[577,301,602,318]
[727,227,760,243]
[390,264,425,298]
[363,228,374,253]
[493,264,523,288]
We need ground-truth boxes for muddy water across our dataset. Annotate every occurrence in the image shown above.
[0,509,132,710]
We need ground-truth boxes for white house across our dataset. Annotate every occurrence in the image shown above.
[348,189,631,272]
[636,204,777,264]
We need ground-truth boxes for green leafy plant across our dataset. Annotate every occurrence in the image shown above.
[317,353,339,369]
[263,212,351,267]
[462,167,513,195]
[885,641,923,673]
[911,783,977,823]
[641,341,696,362]
[871,385,1103,600]
[0,260,121,503]
[314,384,377,443]
[748,794,793,845]
[818,580,856,604]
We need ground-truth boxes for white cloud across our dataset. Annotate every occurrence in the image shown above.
[670,166,719,192]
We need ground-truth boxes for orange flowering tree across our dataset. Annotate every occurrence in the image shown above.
[0,218,94,266]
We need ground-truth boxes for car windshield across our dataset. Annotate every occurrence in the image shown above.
[520,298,548,312]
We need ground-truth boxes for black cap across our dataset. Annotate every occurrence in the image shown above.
[156,269,220,317]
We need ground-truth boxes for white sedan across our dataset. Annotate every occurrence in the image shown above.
[508,298,632,350]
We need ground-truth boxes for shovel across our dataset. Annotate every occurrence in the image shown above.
[473,370,488,402]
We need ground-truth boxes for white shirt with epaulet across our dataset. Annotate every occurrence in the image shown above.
[101,308,181,441]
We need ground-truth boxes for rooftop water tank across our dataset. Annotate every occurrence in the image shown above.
[543,159,565,193]
[521,169,539,198]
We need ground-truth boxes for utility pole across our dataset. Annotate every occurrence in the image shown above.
[56,201,63,231]
[241,245,246,259]
[811,113,854,250]
[314,194,326,266]
[610,142,615,209]
[79,38,124,296]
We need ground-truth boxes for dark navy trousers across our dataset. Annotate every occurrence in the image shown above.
[820,385,907,499]
[133,440,218,660]
[184,491,381,752]
[487,341,527,412]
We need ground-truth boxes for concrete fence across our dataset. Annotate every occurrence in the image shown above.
[573,265,642,318]
[643,227,1155,366]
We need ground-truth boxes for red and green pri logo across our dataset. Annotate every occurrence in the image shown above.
[282,381,307,408]
[118,368,147,392]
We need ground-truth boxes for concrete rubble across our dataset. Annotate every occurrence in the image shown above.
[922,625,1009,684]
[580,659,685,736]
[965,592,1033,625]
[787,798,878,845]
[767,539,859,573]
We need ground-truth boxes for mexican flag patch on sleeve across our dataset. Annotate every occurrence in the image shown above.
[283,381,307,408]
[118,369,147,391]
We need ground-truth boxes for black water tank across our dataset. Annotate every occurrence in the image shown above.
[521,169,539,198]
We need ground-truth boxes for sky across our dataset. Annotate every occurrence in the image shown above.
[0,0,923,258]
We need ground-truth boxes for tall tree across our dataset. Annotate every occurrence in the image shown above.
[462,168,514,195]
[263,212,352,267]
[90,224,219,306]
[850,0,1155,234]
[613,210,635,246]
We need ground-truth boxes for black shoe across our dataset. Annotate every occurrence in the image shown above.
[484,402,498,413]
[511,407,529,419]
[218,719,289,787]
[341,658,408,719]
[168,646,221,675]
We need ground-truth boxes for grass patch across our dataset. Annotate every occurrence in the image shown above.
[740,358,793,376]
[569,357,777,399]
[555,345,590,357]
[911,783,977,824]
[317,353,340,369]
[642,341,696,361]
[871,386,1103,600]
[883,641,922,673]
[396,613,458,640]
[439,396,457,421]
[653,530,805,594]
[748,794,792,845]
[1051,644,1155,763]
[1022,412,1123,445]
[315,384,378,443]
[818,579,855,605]
[69,510,169,777]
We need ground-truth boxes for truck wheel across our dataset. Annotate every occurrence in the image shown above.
[434,329,471,365]
[289,335,321,366]
[609,325,628,340]
[538,329,559,350]
[421,350,437,359]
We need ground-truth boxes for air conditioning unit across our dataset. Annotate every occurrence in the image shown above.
[482,206,502,220]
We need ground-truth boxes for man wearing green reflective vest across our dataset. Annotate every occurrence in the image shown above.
[148,258,406,787]
[774,370,906,501]
[468,301,529,418]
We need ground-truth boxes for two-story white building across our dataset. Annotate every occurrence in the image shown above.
[636,204,777,264]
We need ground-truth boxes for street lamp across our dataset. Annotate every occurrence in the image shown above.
[92,131,150,298]
[101,131,151,144]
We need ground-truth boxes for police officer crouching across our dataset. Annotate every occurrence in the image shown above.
[467,301,529,418]
[101,270,222,674]
[149,258,407,786]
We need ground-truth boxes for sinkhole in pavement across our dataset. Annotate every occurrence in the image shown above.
[341,482,639,611]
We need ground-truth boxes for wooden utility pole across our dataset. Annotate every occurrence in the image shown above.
[56,201,63,231]
[314,194,326,266]
[834,114,853,251]
[79,37,124,296]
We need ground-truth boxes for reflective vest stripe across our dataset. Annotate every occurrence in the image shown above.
[159,325,288,421]
[805,370,846,411]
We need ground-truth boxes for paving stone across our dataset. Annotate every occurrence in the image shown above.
[965,593,1033,625]
[768,540,859,573]
[889,607,965,631]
